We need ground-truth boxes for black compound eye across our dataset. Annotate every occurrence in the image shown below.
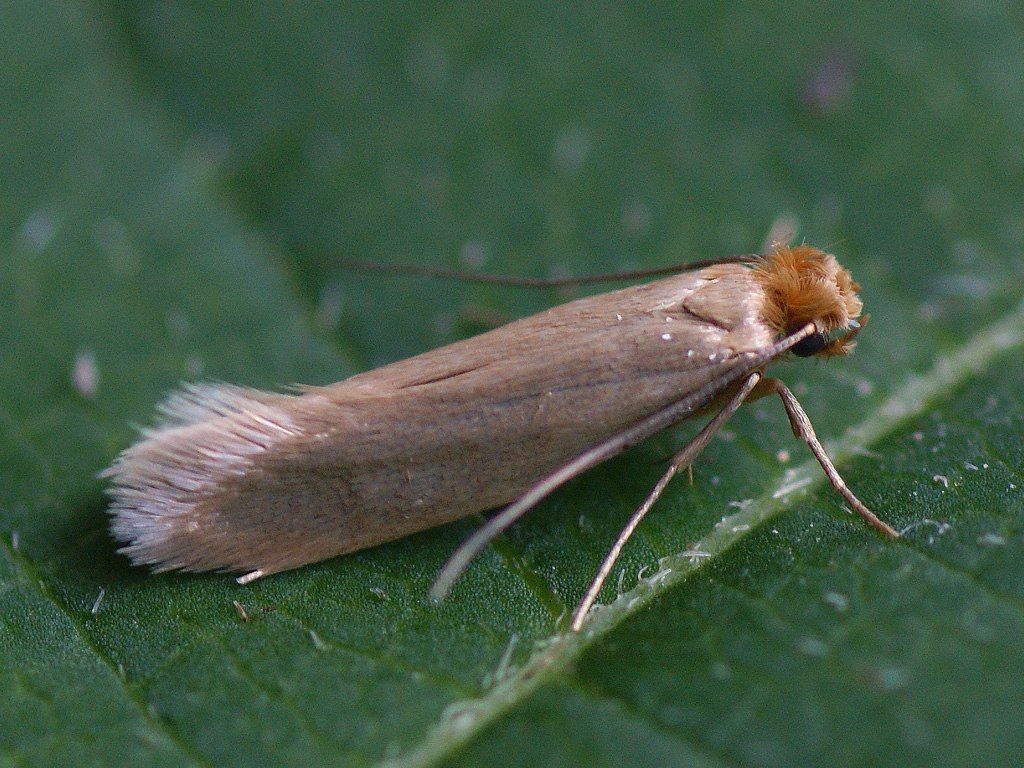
[791,332,830,357]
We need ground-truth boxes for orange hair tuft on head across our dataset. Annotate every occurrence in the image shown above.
[753,245,863,356]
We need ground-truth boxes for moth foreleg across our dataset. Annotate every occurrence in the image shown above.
[763,377,898,539]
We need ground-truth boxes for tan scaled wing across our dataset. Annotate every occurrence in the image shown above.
[106,262,785,577]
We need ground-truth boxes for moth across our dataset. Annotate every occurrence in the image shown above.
[104,245,897,630]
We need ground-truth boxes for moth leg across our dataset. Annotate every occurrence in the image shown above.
[430,328,821,605]
[763,377,899,539]
[570,372,763,632]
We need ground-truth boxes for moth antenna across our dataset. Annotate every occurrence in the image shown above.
[344,256,758,288]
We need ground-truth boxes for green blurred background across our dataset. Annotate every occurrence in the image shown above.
[3,2,1024,767]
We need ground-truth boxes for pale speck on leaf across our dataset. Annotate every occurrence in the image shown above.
[977,532,1006,546]
[71,349,99,399]
[621,199,652,235]
[317,286,344,330]
[18,209,59,252]
[823,591,849,612]
[459,240,490,269]
[798,637,829,657]
[552,126,591,175]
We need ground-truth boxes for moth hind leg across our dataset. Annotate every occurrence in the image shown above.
[570,372,763,632]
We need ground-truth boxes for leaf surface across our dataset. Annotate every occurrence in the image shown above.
[3,2,1023,766]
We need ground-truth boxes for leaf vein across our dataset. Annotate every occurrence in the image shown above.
[561,675,747,768]
[275,607,477,698]
[179,617,353,759]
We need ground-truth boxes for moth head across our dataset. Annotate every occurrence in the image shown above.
[754,245,864,357]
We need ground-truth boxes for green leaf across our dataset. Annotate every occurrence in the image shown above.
[3,2,1023,766]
